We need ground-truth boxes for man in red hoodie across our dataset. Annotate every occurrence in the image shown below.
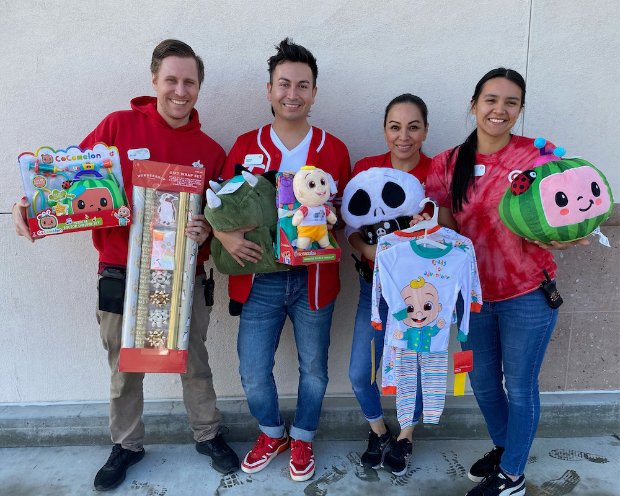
[12,39,239,491]
[214,38,350,482]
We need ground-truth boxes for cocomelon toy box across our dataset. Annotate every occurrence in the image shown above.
[275,168,341,266]
[17,143,130,237]
[120,159,205,373]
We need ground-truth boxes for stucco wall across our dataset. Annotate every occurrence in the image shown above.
[1,0,618,404]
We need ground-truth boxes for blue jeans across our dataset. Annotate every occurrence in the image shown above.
[460,288,558,476]
[238,270,334,442]
[349,275,422,424]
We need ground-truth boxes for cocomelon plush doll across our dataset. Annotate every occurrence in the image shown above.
[499,138,614,243]
[291,166,338,249]
[341,167,425,244]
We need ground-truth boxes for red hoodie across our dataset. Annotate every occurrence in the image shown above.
[80,96,225,270]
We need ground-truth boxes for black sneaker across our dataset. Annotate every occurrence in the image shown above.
[382,438,412,476]
[468,446,505,482]
[360,427,393,469]
[94,444,145,491]
[196,432,240,474]
[465,468,525,496]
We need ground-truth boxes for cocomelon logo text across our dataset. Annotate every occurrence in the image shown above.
[54,151,105,162]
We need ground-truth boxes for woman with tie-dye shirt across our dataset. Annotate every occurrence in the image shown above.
[424,68,587,496]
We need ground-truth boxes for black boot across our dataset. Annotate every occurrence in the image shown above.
[94,444,145,491]
[360,426,393,469]
[196,432,240,474]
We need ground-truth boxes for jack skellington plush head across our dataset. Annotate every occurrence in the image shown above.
[341,167,425,244]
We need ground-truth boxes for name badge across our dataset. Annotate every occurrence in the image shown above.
[474,164,486,177]
[128,148,151,160]
[244,154,264,165]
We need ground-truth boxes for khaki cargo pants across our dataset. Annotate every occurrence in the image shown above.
[97,275,221,451]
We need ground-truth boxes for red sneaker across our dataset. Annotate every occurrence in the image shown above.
[241,432,290,474]
[289,439,315,481]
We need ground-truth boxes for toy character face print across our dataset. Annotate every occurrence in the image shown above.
[539,166,611,227]
[400,277,442,328]
[341,167,425,229]
[38,212,58,229]
[116,205,131,219]
[72,187,114,213]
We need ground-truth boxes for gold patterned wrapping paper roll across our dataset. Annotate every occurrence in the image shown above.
[167,191,189,349]
[134,187,156,348]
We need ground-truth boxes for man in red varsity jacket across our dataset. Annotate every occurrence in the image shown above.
[214,38,350,482]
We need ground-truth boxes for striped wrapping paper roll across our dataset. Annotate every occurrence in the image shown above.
[166,192,189,349]
[177,192,202,350]
[121,186,145,348]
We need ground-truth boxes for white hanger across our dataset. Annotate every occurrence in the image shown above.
[413,198,446,249]
[413,197,439,231]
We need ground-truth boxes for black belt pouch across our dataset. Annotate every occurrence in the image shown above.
[98,267,126,315]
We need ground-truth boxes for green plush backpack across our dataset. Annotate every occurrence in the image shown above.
[204,171,287,275]
[499,139,614,243]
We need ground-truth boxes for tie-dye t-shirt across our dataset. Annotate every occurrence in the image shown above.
[425,135,556,302]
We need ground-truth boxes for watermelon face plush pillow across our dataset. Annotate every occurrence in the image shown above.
[499,139,614,243]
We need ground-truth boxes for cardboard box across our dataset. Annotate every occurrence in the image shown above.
[119,160,205,373]
[17,143,130,237]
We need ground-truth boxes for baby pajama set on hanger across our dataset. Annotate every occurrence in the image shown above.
[371,226,482,427]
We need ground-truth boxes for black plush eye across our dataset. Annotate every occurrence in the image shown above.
[320,178,326,186]
[309,181,316,188]
[77,200,86,209]
[406,305,414,313]
[382,181,406,209]
[100,198,108,207]
[349,189,371,216]
[423,302,433,311]
[555,191,568,207]
[591,182,601,197]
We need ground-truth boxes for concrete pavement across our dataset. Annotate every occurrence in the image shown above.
[1,436,618,495]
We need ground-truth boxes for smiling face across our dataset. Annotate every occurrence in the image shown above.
[293,167,331,207]
[471,77,523,142]
[152,56,200,128]
[400,281,441,328]
[539,166,612,227]
[267,61,316,124]
[384,102,428,169]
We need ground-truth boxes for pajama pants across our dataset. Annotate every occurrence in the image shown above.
[395,349,449,428]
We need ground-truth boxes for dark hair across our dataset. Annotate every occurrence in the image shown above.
[383,93,429,128]
[268,37,318,86]
[151,39,204,86]
[450,68,526,212]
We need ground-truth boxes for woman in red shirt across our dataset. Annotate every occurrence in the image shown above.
[347,93,431,476]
